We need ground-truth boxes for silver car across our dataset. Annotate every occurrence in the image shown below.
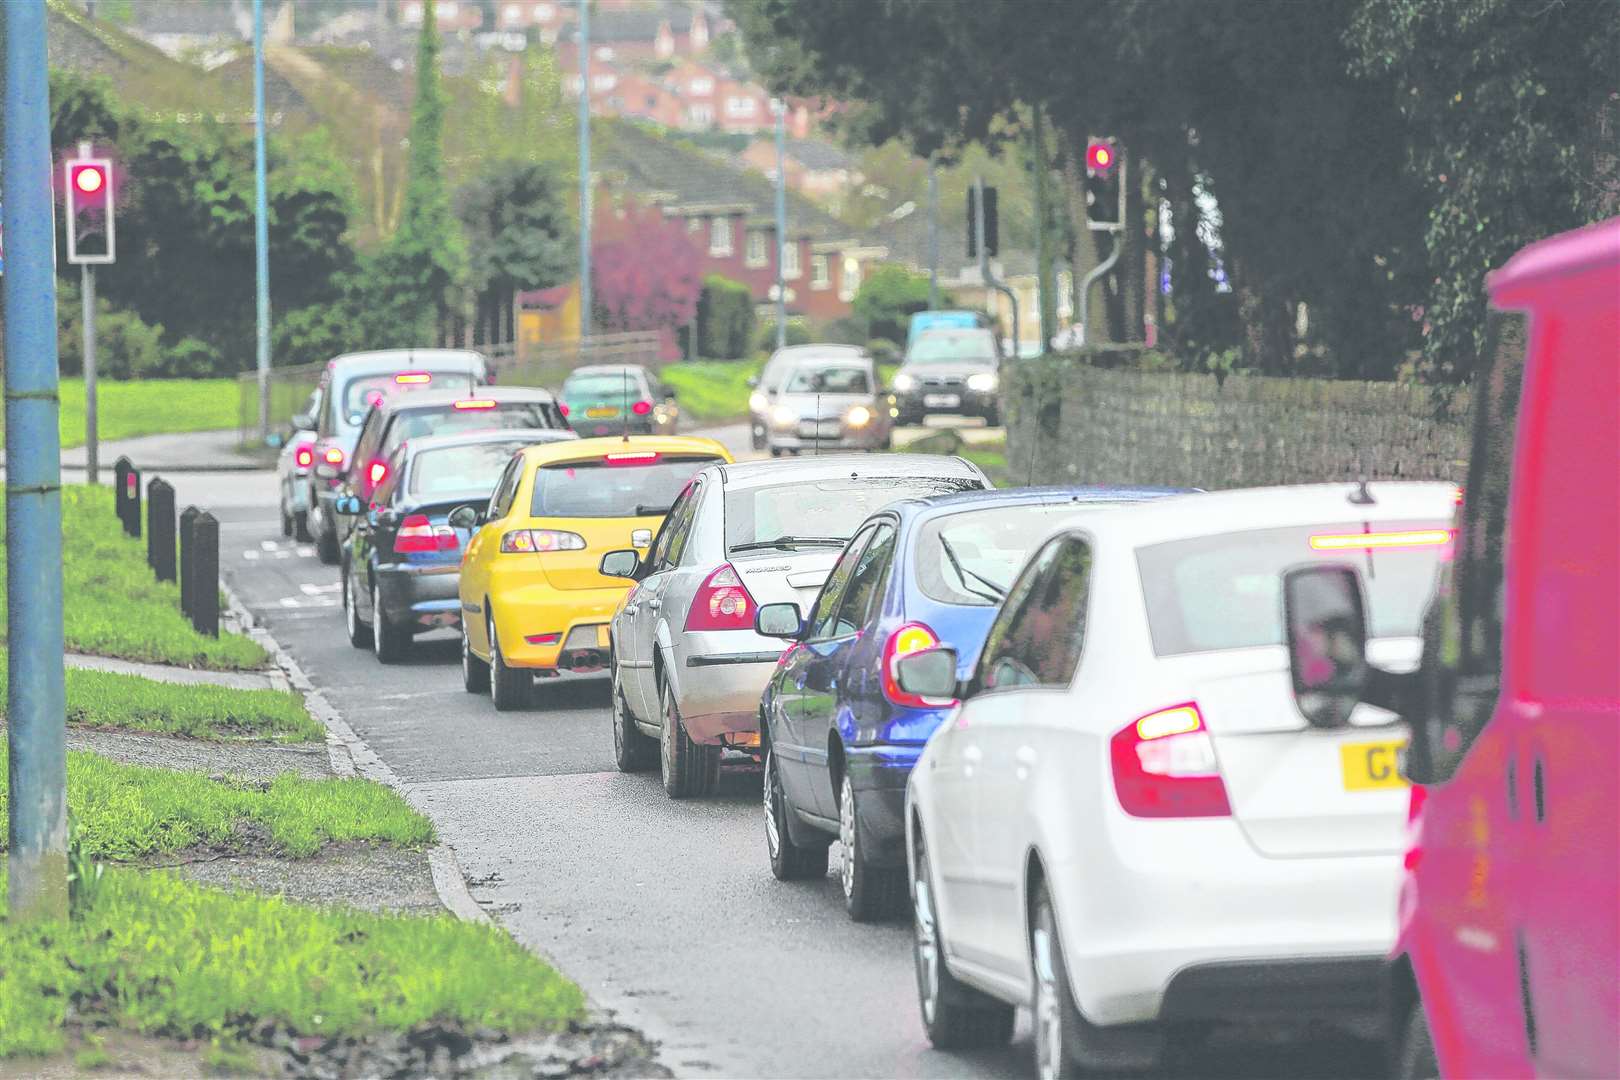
[748,344,867,450]
[602,454,990,798]
[765,357,894,456]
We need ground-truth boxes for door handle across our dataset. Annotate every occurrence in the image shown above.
[794,674,807,690]
[623,605,638,616]
[649,599,662,611]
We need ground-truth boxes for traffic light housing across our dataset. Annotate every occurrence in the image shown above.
[66,157,115,264]
[966,185,999,258]
[1084,139,1121,229]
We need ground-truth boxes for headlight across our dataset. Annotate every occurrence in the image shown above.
[892,372,916,392]
[749,392,768,413]
[966,372,998,392]
[771,404,798,426]
[846,405,872,427]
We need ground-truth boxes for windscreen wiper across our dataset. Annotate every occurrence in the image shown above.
[729,535,848,553]
[938,535,1005,603]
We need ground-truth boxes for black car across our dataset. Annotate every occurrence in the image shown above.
[321,386,568,564]
[890,328,1003,426]
[336,428,577,661]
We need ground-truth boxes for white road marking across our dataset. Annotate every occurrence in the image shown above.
[295,545,316,557]
[299,582,341,595]
[259,539,279,551]
[242,550,261,560]
[273,549,293,559]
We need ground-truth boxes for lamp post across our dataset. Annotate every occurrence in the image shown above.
[772,97,787,350]
[253,0,271,442]
[576,0,591,341]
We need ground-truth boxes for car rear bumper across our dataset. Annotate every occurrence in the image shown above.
[488,583,623,671]
[845,744,922,867]
[375,563,461,630]
[675,638,784,744]
[1158,955,1385,1023]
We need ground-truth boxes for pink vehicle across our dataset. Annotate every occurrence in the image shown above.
[1282,217,1619,1078]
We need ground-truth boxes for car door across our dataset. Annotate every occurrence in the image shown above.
[462,456,523,657]
[626,481,701,718]
[351,445,407,622]
[774,527,874,819]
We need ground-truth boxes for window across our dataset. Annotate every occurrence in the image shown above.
[781,240,801,280]
[535,2,554,17]
[975,536,1093,691]
[402,1,423,23]
[530,455,721,518]
[439,1,459,16]
[687,216,702,235]
[725,96,757,118]
[487,457,523,520]
[709,216,733,257]
[410,441,529,497]
[805,527,875,641]
[811,255,830,290]
[374,445,408,507]
[828,523,897,638]
[908,330,999,364]
[688,104,714,127]
[724,475,982,552]
[649,482,701,572]
[746,230,768,268]
[916,505,1079,608]
[382,401,564,460]
[592,73,617,92]
[1412,310,1527,782]
[838,256,862,302]
[689,76,714,95]
[503,3,522,24]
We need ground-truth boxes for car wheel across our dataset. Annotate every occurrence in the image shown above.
[751,424,766,451]
[280,504,293,537]
[769,446,783,458]
[461,617,489,694]
[488,613,530,711]
[912,830,1015,1049]
[611,652,656,772]
[1394,1000,1439,1080]
[293,510,312,543]
[764,747,829,880]
[316,518,341,565]
[984,404,1002,428]
[343,566,372,649]
[658,678,718,798]
[839,773,906,921]
[371,579,408,663]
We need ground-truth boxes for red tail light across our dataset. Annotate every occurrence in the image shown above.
[1110,703,1231,818]
[393,514,459,554]
[525,632,561,646]
[294,444,313,469]
[631,400,653,416]
[685,563,756,631]
[367,460,388,488]
[1403,784,1428,870]
[881,623,947,708]
[559,403,571,417]
[605,450,660,466]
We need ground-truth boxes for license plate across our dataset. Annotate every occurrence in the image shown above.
[1340,740,1409,791]
[924,393,960,408]
[799,420,841,438]
[585,406,618,418]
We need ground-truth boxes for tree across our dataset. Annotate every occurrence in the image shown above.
[374,0,469,346]
[591,200,703,337]
[457,158,576,344]
[852,264,933,343]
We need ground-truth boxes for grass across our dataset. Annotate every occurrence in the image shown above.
[0,864,586,1057]
[0,378,243,450]
[663,357,901,424]
[0,742,434,861]
[0,654,322,742]
[0,485,267,670]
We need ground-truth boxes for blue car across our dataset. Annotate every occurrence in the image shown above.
[754,485,1189,920]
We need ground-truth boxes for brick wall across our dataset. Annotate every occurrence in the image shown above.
[1004,359,1474,490]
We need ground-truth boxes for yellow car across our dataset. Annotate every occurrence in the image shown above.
[454,435,733,710]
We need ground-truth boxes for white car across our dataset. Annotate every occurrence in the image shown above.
[897,482,1457,1077]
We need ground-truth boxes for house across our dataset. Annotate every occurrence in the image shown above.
[124,0,265,59]
[601,71,686,129]
[738,137,859,200]
[398,0,485,31]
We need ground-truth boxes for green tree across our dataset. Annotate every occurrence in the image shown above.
[457,158,576,344]
[852,264,933,343]
[374,0,469,346]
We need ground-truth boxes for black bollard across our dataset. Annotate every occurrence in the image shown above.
[179,506,200,620]
[113,457,134,531]
[190,511,220,637]
[147,478,177,582]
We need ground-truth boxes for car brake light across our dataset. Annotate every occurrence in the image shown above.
[394,372,432,384]
[881,623,947,708]
[1110,703,1231,818]
[1309,529,1452,551]
[605,450,660,465]
[559,402,571,417]
[393,514,460,554]
[1403,784,1428,870]
[631,400,653,416]
[454,399,498,410]
[323,446,345,466]
[500,529,586,553]
[685,563,756,631]
[294,444,313,469]
[367,460,388,487]
[525,633,561,646]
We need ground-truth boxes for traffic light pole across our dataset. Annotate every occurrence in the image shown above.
[82,262,97,484]
[576,0,591,341]
[4,0,70,923]
[1078,155,1126,349]
[975,174,1020,357]
[253,0,271,444]
[773,98,787,351]
[927,155,938,309]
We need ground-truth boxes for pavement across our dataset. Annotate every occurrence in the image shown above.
[0,429,268,475]
[69,422,1381,1078]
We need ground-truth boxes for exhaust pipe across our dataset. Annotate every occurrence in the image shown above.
[566,649,604,673]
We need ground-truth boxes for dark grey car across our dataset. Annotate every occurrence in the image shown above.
[891,328,1002,426]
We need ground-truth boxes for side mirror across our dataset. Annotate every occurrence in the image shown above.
[599,549,641,579]
[895,646,960,702]
[754,602,804,639]
[745,376,759,389]
[447,505,481,530]
[1283,564,1370,729]
[664,386,679,401]
[264,432,286,449]
[291,411,315,431]
[333,495,363,516]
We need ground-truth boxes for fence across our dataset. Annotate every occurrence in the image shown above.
[236,360,327,448]
[1004,359,1473,490]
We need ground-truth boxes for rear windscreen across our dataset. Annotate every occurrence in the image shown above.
[562,373,646,402]
[915,504,1076,607]
[1136,520,1451,656]
[383,403,561,454]
[409,442,529,497]
[338,371,471,425]
[530,455,721,518]
[725,476,982,550]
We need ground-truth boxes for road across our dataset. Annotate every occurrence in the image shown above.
[169,447,1382,1080]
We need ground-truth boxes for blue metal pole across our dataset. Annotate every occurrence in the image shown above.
[774,100,786,350]
[576,0,591,341]
[4,0,69,921]
[253,0,271,441]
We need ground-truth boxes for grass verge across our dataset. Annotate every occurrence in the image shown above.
[663,357,763,422]
[0,485,267,670]
[3,378,242,450]
[0,864,586,1057]
[0,655,321,742]
[0,742,433,861]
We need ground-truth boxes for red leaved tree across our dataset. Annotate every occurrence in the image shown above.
[592,199,702,356]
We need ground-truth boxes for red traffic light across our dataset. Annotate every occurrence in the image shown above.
[72,164,107,195]
[1086,140,1116,174]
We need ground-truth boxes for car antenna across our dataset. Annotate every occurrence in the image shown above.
[1026,365,1042,487]
[622,366,631,444]
[1348,475,1376,505]
[814,391,821,456]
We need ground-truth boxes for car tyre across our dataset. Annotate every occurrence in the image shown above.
[280,504,293,537]
[658,678,718,798]
[769,446,783,458]
[343,566,372,649]
[371,579,409,663]
[316,518,341,565]
[293,510,313,543]
[461,618,489,694]
[840,773,905,921]
[488,613,530,711]
[1394,1000,1439,1080]
[984,404,1002,428]
[764,747,829,880]
[751,424,767,451]
[912,831,1015,1049]
[611,652,656,772]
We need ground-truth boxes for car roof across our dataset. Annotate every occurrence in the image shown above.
[326,349,485,378]
[716,453,984,491]
[769,344,865,361]
[566,364,651,379]
[781,354,875,373]
[515,434,732,467]
[399,428,577,460]
[1028,481,1459,549]
[372,386,557,415]
[882,484,1197,525]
